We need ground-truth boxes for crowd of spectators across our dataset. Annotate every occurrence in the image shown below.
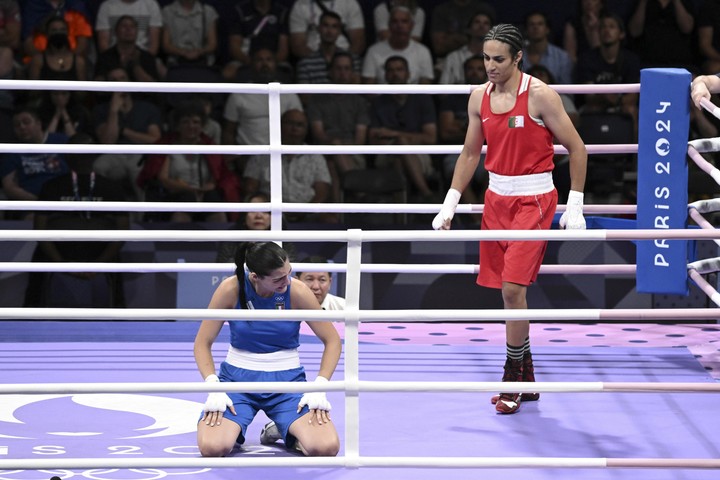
[0,0,718,226]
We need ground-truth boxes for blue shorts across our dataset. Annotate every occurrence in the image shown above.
[199,362,309,447]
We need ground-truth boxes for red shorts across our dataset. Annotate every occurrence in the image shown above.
[477,188,558,289]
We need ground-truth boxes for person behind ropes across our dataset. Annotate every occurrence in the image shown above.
[690,74,720,110]
[432,23,587,415]
[0,106,69,212]
[295,255,345,311]
[193,241,341,456]
[215,191,296,264]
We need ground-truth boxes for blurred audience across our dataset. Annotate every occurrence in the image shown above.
[38,90,91,137]
[628,0,695,69]
[429,0,495,75]
[95,0,163,56]
[0,106,69,218]
[21,0,92,62]
[368,56,437,201]
[522,11,573,85]
[137,101,240,223]
[697,0,720,73]
[215,190,272,263]
[373,0,425,43]
[362,6,433,84]
[222,0,289,81]
[222,47,302,174]
[563,0,605,63]
[94,14,165,82]
[306,51,370,202]
[439,10,492,85]
[0,1,20,110]
[576,11,640,125]
[243,109,332,222]
[161,0,218,69]
[296,10,361,85]
[92,66,163,203]
[288,0,365,59]
[24,132,129,308]
[27,15,87,81]
[95,15,165,82]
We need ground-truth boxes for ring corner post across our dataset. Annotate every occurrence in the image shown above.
[636,68,690,295]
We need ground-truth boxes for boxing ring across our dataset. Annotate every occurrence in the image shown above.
[0,77,719,479]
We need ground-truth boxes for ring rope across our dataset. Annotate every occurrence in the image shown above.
[0,200,638,215]
[684,102,720,306]
[700,96,720,120]
[0,78,639,96]
[0,262,637,275]
[688,268,720,307]
[2,380,719,396]
[0,200,639,216]
[0,307,717,322]
[687,145,720,184]
[0,456,716,471]
[0,142,637,156]
[0,228,717,242]
[689,198,720,214]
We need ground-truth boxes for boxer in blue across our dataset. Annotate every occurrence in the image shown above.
[194,241,341,457]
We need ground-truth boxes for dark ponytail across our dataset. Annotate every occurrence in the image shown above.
[235,242,250,309]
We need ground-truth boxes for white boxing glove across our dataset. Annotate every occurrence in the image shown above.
[203,374,233,413]
[559,190,586,230]
[432,189,462,230]
[297,376,332,412]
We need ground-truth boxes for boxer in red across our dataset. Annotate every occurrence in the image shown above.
[434,23,587,414]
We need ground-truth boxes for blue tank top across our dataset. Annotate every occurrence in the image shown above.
[228,275,300,353]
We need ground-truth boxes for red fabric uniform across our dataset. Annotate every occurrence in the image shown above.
[477,73,558,288]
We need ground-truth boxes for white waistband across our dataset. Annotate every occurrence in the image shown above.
[225,346,301,372]
[488,172,554,196]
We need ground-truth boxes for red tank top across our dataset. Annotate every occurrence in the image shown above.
[480,73,555,176]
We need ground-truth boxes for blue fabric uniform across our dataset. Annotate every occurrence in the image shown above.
[229,275,300,352]
[205,276,309,447]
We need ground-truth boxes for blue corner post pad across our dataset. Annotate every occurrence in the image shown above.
[636,68,690,295]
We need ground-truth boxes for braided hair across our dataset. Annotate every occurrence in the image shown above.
[234,242,289,309]
[484,23,525,68]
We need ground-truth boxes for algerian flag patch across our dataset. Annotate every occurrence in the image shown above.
[508,116,525,128]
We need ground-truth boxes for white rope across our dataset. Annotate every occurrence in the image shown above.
[700,97,720,120]
[0,200,639,215]
[687,145,720,185]
[2,380,718,395]
[0,142,637,155]
[689,198,720,214]
[688,257,720,274]
[687,209,720,248]
[0,262,636,275]
[0,307,718,322]
[688,136,720,153]
[0,456,716,470]
[0,78,639,96]
[0,228,717,242]
[688,268,720,307]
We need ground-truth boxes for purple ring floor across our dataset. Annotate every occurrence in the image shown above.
[0,321,719,480]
